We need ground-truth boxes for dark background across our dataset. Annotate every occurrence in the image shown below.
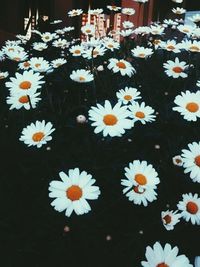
[0,1,200,267]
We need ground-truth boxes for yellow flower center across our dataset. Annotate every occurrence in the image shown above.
[167,45,175,50]
[66,185,83,201]
[32,132,45,142]
[190,45,200,52]
[35,63,41,68]
[79,76,85,81]
[103,114,118,126]
[74,49,81,54]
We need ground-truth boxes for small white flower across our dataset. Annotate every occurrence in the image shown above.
[116,87,141,105]
[172,155,183,166]
[161,210,181,230]
[70,69,94,83]
[163,57,188,78]
[129,102,156,124]
[107,58,136,77]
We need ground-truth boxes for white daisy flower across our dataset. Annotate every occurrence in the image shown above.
[177,193,200,225]
[5,50,28,62]
[163,57,188,78]
[2,44,24,54]
[50,19,62,24]
[189,14,200,23]
[180,40,200,53]
[122,8,135,16]
[68,9,83,17]
[63,26,75,32]
[161,210,181,231]
[52,38,68,48]
[6,91,41,110]
[51,58,67,68]
[88,100,133,137]
[0,71,9,80]
[131,46,154,58]
[18,61,31,70]
[172,0,183,3]
[128,102,156,124]
[82,46,106,60]
[29,57,51,73]
[150,25,165,35]
[120,29,134,37]
[181,141,200,183]
[197,81,200,87]
[107,58,136,77]
[69,45,84,57]
[5,70,45,94]
[160,40,181,53]
[116,87,141,105]
[81,24,95,36]
[122,160,160,191]
[195,257,200,267]
[163,19,178,27]
[41,32,58,43]
[173,91,200,121]
[70,69,94,83]
[172,155,183,166]
[177,24,195,36]
[172,7,186,14]
[88,8,103,16]
[103,38,120,51]
[107,5,121,11]
[19,120,55,148]
[123,21,134,29]
[141,242,193,267]
[33,42,48,51]
[134,26,151,35]
[49,168,101,217]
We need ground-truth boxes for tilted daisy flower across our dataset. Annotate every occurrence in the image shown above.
[82,46,106,60]
[18,60,31,70]
[41,32,58,42]
[177,24,195,35]
[19,120,55,148]
[131,46,154,58]
[6,91,41,110]
[33,42,48,51]
[163,19,178,27]
[177,193,200,225]
[52,38,68,49]
[69,45,84,57]
[122,8,135,16]
[49,168,101,217]
[122,160,160,191]
[70,69,94,83]
[82,37,103,49]
[123,21,134,29]
[29,57,51,73]
[134,26,151,35]
[88,100,133,137]
[5,50,28,62]
[81,24,95,36]
[63,26,75,32]
[172,7,186,15]
[173,91,200,121]
[116,87,141,105]
[161,210,181,231]
[181,40,200,53]
[51,58,67,68]
[68,9,83,17]
[107,58,136,77]
[189,14,200,23]
[88,8,103,16]
[172,155,183,167]
[192,28,200,38]
[141,242,193,267]
[0,71,9,80]
[120,29,134,37]
[160,40,181,53]
[2,44,24,54]
[107,5,121,12]
[163,57,188,78]
[103,38,120,51]
[5,70,45,94]
[128,102,156,124]
[150,25,165,35]
[181,141,200,183]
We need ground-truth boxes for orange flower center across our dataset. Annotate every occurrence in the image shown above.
[35,63,41,68]
[195,155,200,167]
[18,95,29,103]
[154,39,161,45]
[190,46,200,52]
[135,111,145,119]
[23,61,30,67]
[157,263,169,267]
[186,102,199,113]
[86,29,91,33]
[103,114,118,126]
[0,75,5,79]
[108,44,114,48]
[124,95,132,101]
[186,201,199,214]
[163,214,172,224]
[116,61,126,69]
[74,49,81,54]
[138,53,146,58]
[13,57,21,61]
[79,76,85,81]
[92,50,99,56]
[172,66,183,73]
[135,174,147,185]
[19,81,32,90]
[32,132,45,142]
[167,45,175,50]
[66,185,83,201]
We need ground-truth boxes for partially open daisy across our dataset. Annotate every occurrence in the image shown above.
[107,5,121,12]
[131,46,154,58]
[89,100,133,137]
[128,102,156,124]
[177,193,200,225]
[120,29,134,37]
[5,70,45,94]
[0,71,9,80]
[163,57,188,78]
[172,7,186,15]
[141,242,193,267]
[123,21,134,29]
[181,141,200,183]
[88,8,103,16]
[51,58,67,68]
[189,14,200,24]
[68,9,83,17]
[70,69,94,83]
[116,87,141,105]
[161,210,181,231]
[52,38,68,49]
[6,91,41,110]
[18,60,31,70]
[107,58,135,77]
[173,91,200,121]
[49,168,101,217]
[122,8,135,16]
[19,120,55,148]
[172,155,183,167]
